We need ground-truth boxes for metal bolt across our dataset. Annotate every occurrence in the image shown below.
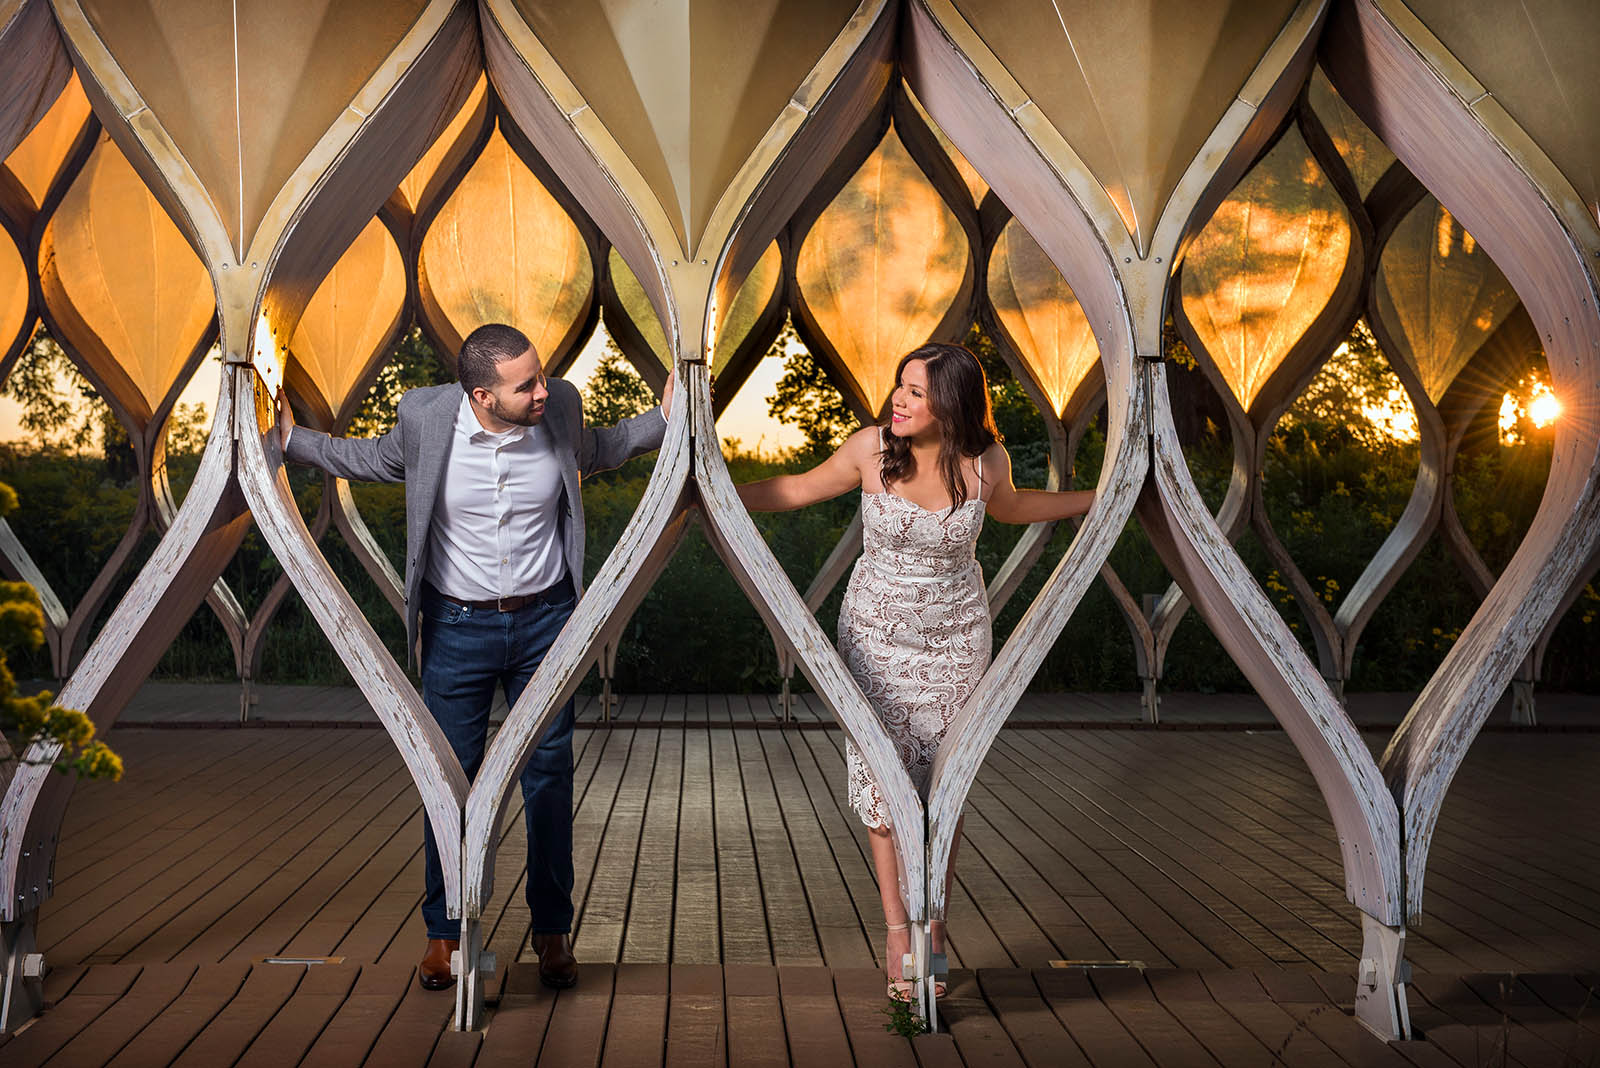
[1124,257,1131,263]
[1155,257,1162,263]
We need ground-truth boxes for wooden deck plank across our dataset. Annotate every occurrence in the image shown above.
[757,729,871,967]
[622,729,684,963]
[99,963,250,1068]
[1031,967,1159,1068]
[735,730,821,964]
[776,966,853,1068]
[169,963,305,1068]
[970,968,1087,1068]
[360,967,455,1068]
[537,962,616,1067]
[662,964,725,1068]
[42,962,194,1067]
[233,963,360,1068]
[298,963,414,1068]
[831,967,918,1068]
[709,728,770,964]
[576,729,661,965]
[671,727,719,965]
[601,963,668,1067]
[0,964,140,1067]
[474,964,557,1067]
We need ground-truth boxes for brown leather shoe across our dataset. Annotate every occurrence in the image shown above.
[533,932,577,989]
[418,938,458,990]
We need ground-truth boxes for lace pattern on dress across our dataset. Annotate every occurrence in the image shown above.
[838,458,990,829]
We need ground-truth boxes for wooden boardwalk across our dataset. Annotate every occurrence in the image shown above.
[4,691,1597,1065]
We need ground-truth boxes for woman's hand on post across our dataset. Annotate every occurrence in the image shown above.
[275,389,295,451]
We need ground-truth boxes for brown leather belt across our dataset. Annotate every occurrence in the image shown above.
[433,576,572,614]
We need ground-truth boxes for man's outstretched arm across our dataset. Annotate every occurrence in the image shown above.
[277,389,407,483]
[576,370,675,478]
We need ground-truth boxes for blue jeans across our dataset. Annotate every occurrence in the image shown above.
[418,580,577,941]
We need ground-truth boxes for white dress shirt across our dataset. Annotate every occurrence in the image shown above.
[425,393,566,601]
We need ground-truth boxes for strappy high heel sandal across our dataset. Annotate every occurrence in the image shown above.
[885,921,916,1002]
[930,919,949,999]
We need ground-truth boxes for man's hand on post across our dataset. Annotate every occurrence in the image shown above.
[276,388,295,450]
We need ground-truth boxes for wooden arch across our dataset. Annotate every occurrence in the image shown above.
[0,0,482,1031]
[1322,0,1600,943]
[905,0,1409,1037]
[475,0,904,1027]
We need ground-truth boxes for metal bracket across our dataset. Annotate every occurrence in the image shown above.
[1509,679,1537,726]
[453,917,495,1031]
[1354,915,1411,1041]
[0,915,44,1033]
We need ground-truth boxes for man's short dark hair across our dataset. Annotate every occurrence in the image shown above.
[458,324,533,394]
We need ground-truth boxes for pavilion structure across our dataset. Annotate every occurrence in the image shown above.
[0,0,1594,1040]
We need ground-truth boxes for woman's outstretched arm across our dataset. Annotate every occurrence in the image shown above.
[738,426,875,512]
[983,443,1095,524]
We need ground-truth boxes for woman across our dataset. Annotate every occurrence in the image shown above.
[738,342,1095,999]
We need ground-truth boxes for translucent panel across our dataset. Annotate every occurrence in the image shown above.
[956,0,1298,249]
[419,125,593,370]
[288,217,405,416]
[0,228,27,356]
[2,75,90,209]
[905,82,988,205]
[987,218,1098,417]
[795,126,970,412]
[1374,197,1520,404]
[511,0,857,253]
[79,0,427,251]
[712,239,780,375]
[1406,0,1598,224]
[397,73,489,213]
[42,134,214,421]
[608,246,670,367]
[1307,67,1396,200]
[1180,126,1352,411]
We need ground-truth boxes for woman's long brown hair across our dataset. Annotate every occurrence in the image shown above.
[878,342,1000,515]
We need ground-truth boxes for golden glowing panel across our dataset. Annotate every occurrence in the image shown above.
[1180,126,1352,411]
[419,125,593,367]
[43,135,214,417]
[905,83,988,205]
[712,240,780,374]
[1374,197,1520,404]
[796,126,970,411]
[288,217,404,415]
[2,75,90,210]
[957,0,1299,250]
[78,0,427,252]
[987,219,1098,417]
[397,73,488,213]
[0,229,27,354]
[1405,0,1598,224]
[1307,68,1396,200]
[609,246,670,367]
[511,0,858,253]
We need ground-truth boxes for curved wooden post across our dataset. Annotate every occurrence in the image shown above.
[1324,0,1600,939]
[0,0,70,163]
[909,0,1408,1037]
[472,0,917,1029]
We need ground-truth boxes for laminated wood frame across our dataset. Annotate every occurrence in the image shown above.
[474,0,908,1029]
[905,0,1408,1035]
[1323,0,1600,944]
[0,0,481,1030]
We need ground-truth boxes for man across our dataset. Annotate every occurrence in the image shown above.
[277,322,671,990]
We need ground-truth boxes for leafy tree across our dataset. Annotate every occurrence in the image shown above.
[0,325,111,453]
[582,339,655,428]
[344,326,454,438]
[0,483,121,780]
[767,321,858,455]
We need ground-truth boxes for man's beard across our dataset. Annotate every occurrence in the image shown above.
[488,394,544,427]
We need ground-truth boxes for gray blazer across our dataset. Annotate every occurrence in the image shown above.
[284,378,666,661]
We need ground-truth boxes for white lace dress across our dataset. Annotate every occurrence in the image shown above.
[838,463,990,829]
